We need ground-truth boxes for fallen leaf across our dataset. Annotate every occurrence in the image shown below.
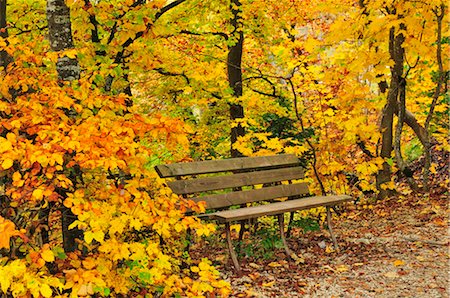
[248,262,261,269]
[384,271,399,278]
[432,217,446,226]
[336,264,349,272]
[297,281,307,287]
[245,289,258,297]
[292,253,305,264]
[318,240,326,249]
[416,256,425,262]
[393,259,405,267]
[322,265,335,272]
[268,262,282,267]
[262,281,275,287]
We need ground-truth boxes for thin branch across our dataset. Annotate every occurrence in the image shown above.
[179,29,228,40]
[243,76,277,97]
[288,78,327,196]
[155,0,186,21]
[425,4,445,130]
[154,67,190,84]
[104,0,187,91]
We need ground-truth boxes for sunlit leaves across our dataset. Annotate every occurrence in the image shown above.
[0,1,231,297]
[0,217,23,250]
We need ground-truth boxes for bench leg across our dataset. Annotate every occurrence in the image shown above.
[277,214,293,259]
[225,222,242,275]
[286,211,295,238]
[236,221,246,254]
[326,207,339,250]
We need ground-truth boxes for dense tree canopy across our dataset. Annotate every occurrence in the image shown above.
[0,0,447,296]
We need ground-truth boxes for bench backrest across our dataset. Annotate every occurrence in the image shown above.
[155,154,309,210]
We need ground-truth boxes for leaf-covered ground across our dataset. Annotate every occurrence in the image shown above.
[191,151,449,297]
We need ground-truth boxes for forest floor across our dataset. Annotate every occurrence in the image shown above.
[191,150,449,297]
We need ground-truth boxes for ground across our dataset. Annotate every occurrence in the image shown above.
[191,188,449,297]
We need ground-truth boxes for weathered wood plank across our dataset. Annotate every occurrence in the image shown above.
[154,154,300,178]
[192,183,309,209]
[210,195,353,223]
[168,167,305,194]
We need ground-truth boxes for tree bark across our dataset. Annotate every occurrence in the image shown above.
[47,0,79,81]
[46,0,82,252]
[0,0,12,69]
[422,4,446,191]
[376,26,403,198]
[228,0,245,157]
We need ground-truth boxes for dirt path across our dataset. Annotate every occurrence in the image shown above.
[192,193,449,297]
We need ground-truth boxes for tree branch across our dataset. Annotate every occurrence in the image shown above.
[154,67,190,84]
[105,0,187,91]
[179,29,228,40]
[425,4,446,130]
[288,78,327,196]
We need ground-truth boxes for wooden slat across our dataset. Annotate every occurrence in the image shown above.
[210,195,353,223]
[192,183,309,210]
[154,154,300,178]
[168,167,304,194]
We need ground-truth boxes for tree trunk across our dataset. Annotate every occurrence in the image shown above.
[0,0,12,69]
[47,0,80,81]
[46,0,82,252]
[422,4,446,191]
[228,0,245,158]
[376,26,404,198]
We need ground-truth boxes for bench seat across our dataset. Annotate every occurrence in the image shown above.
[207,195,352,223]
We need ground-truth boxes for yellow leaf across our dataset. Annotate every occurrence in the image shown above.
[84,231,94,244]
[262,281,275,287]
[82,259,96,270]
[85,230,104,244]
[1,158,13,170]
[0,138,12,153]
[393,259,405,267]
[336,264,349,272]
[64,49,78,59]
[32,188,44,201]
[430,163,437,174]
[12,171,21,181]
[191,266,199,273]
[6,132,15,142]
[40,284,53,298]
[268,262,282,267]
[41,249,55,262]
[52,154,64,166]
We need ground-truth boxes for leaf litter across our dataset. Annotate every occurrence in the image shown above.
[190,164,449,297]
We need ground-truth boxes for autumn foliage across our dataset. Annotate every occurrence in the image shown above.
[0,0,229,297]
[0,0,448,297]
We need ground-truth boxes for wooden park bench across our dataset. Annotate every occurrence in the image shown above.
[155,154,352,274]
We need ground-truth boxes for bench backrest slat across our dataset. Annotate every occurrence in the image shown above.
[168,167,304,195]
[191,183,309,209]
[155,154,300,178]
